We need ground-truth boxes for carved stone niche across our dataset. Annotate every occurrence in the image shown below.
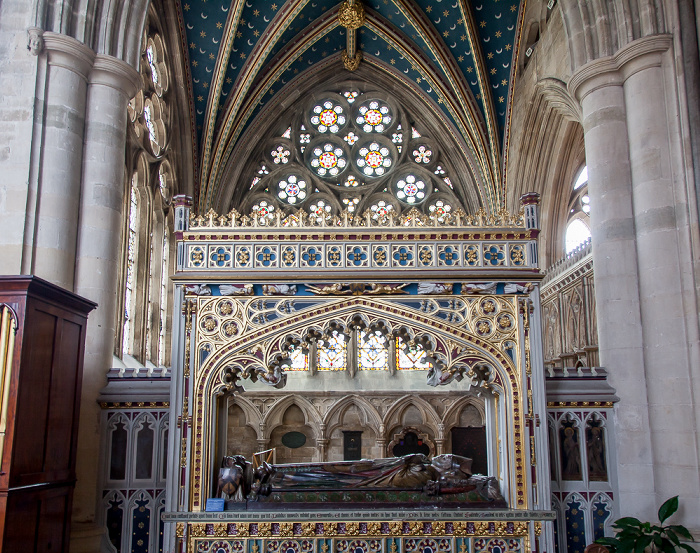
[387,427,435,457]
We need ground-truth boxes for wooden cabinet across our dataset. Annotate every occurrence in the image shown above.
[0,276,96,553]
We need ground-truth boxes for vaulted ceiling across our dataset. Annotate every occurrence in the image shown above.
[177,0,524,212]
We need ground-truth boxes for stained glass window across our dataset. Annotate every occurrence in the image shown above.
[356,99,392,133]
[309,141,347,177]
[242,88,464,222]
[396,174,427,204]
[428,200,452,222]
[397,337,431,370]
[317,331,347,370]
[285,347,308,371]
[356,141,392,177]
[158,229,168,366]
[122,184,138,356]
[277,174,308,204]
[358,330,389,370]
[565,165,591,253]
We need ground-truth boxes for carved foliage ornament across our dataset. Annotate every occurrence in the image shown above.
[338,0,366,29]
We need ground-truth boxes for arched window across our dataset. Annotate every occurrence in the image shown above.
[238,87,466,222]
[564,166,591,254]
[118,24,177,366]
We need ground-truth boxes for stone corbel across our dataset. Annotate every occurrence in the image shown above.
[27,27,44,55]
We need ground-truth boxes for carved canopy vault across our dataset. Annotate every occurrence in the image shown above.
[166,194,554,552]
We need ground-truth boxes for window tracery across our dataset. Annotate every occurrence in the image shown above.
[565,166,591,254]
[118,21,178,366]
[240,87,464,223]
[280,331,431,373]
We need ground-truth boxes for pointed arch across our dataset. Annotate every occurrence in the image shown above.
[383,394,442,437]
[323,394,383,435]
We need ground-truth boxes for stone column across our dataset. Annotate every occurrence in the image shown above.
[571,35,700,525]
[569,54,655,516]
[30,32,94,290]
[71,54,141,551]
[619,36,700,519]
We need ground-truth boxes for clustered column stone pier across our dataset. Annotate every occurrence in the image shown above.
[570,34,700,527]
[17,27,142,552]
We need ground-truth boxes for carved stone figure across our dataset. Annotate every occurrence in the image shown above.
[306,282,350,295]
[262,284,297,296]
[365,283,408,294]
[462,282,533,295]
[220,284,253,296]
[185,284,212,295]
[503,282,533,294]
[462,282,498,295]
[417,283,453,295]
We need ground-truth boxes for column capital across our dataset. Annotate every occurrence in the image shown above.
[90,54,142,99]
[42,32,95,80]
[569,34,672,103]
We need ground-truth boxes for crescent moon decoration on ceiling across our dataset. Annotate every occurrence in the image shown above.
[178,0,523,213]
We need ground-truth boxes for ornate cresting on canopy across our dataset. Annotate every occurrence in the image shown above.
[164,194,554,553]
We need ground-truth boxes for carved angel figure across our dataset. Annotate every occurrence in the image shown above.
[461,282,498,295]
[220,284,253,296]
[185,284,212,296]
[366,283,408,295]
[262,284,297,296]
[417,283,453,295]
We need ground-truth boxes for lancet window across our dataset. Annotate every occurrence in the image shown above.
[240,87,465,222]
[117,19,177,367]
[565,166,591,253]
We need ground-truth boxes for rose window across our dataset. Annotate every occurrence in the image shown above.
[396,174,426,204]
[277,175,308,204]
[252,200,275,222]
[310,100,346,133]
[413,145,432,164]
[356,142,392,177]
[308,199,332,222]
[356,100,392,132]
[309,142,347,177]
[428,200,452,222]
[243,89,466,221]
[271,145,290,164]
[370,200,394,220]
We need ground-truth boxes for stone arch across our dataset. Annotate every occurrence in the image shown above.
[324,395,383,461]
[507,79,585,267]
[323,394,383,436]
[265,397,321,464]
[442,396,487,429]
[225,394,262,437]
[383,394,442,441]
[190,296,523,508]
[215,61,487,214]
[262,395,323,440]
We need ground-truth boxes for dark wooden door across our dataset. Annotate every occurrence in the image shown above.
[451,427,488,475]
